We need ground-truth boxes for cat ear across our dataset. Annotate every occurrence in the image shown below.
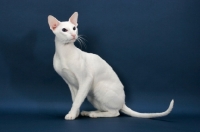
[48,15,60,30]
[69,12,78,26]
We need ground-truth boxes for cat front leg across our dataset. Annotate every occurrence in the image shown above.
[68,84,78,102]
[68,85,80,117]
[65,75,93,120]
[62,69,79,102]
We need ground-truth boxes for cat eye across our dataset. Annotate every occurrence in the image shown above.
[62,28,68,32]
[73,27,76,30]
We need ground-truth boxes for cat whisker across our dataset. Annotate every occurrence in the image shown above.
[80,36,87,48]
[79,38,85,49]
[77,38,82,49]
[79,38,87,49]
[79,36,88,42]
[77,35,87,49]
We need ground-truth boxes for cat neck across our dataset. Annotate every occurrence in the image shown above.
[54,37,78,60]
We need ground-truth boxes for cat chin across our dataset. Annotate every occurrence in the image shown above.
[63,40,76,45]
[70,39,77,43]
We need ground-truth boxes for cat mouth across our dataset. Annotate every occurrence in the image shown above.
[71,38,77,41]
[72,38,76,40]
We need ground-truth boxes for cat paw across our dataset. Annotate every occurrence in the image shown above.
[65,113,77,120]
[89,112,98,118]
[81,111,89,116]
[81,111,99,118]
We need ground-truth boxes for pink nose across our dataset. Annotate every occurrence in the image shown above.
[71,34,76,39]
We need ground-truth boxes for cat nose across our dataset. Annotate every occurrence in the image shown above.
[71,34,76,39]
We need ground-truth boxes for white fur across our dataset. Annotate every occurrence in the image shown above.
[48,12,174,120]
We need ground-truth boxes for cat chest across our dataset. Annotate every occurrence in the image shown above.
[53,58,78,87]
[53,57,63,75]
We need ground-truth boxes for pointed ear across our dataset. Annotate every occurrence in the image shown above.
[48,15,60,30]
[69,12,78,26]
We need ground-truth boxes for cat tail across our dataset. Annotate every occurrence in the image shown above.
[120,99,174,118]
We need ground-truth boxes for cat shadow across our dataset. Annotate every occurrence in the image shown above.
[149,118,174,122]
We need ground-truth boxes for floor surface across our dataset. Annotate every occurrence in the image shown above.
[0,112,199,132]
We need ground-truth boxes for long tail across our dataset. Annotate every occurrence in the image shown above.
[120,100,174,118]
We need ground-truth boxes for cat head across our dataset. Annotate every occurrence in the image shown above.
[48,12,78,44]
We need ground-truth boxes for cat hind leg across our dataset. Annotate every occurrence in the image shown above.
[81,110,119,118]
[81,110,100,117]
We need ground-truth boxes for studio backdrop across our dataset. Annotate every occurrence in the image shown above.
[0,0,199,115]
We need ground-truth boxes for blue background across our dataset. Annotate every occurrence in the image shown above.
[0,0,200,132]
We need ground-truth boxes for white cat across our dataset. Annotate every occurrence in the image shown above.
[48,12,174,120]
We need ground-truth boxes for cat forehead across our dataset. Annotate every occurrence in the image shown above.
[60,21,75,28]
